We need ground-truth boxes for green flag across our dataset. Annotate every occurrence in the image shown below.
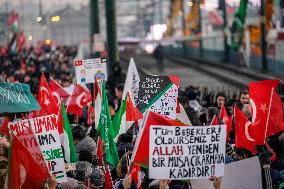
[0,82,40,113]
[98,82,119,167]
[230,0,248,50]
[59,102,78,163]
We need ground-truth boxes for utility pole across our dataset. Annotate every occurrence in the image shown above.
[260,0,267,72]
[90,0,100,57]
[181,0,187,55]
[197,0,203,57]
[105,0,119,76]
[159,0,163,24]
[220,0,229,62]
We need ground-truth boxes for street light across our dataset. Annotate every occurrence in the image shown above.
[51,16,60,22]
[36,16,42,22]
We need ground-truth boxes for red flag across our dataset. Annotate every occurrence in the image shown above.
[234,106,257,153]
[9,135,49,189]
[219,105,232,141]
[96,136,104,166]
[129,91,143,121]
[16,31,26,53]
[104,165,113,189]
[50,78,70,105]
[131,164,142,189]
[131,111,185,167]
[266,85,284,136]
[87,105,94,126]
[210,115,219,125]
[126,92,138,122]
[0,117,10,137]
[37,73,58,115]
[249,80,278,145]
[67,84,92,116]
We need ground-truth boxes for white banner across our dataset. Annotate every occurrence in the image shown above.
[75,58,107,84]
[29,115,67,183]
[149,125,226,179]
[191,156,262,189]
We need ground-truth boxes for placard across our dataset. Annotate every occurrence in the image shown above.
[8,118,46,169]
[28,115,67,183]
[137,76,179,119]
[75,58,107,84]
[191,156,262,189]
[149,125,226,179]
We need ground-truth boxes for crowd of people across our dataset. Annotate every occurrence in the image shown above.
[1,43,284,189]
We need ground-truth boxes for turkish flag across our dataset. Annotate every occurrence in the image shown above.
[37,73,58,115]
[219,105,232,141]
[49,78,70,105]
[131,111,185,168]
[9,135,49,189]
[249,80,278,145]
[67,84,92,116]
[234,106,256,153]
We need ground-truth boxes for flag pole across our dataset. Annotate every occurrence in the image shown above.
[264,88,274,144]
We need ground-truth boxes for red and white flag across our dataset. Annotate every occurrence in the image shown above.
[131,111,185,168]
[249,80,278,145]
[67,84,92,116]
[37,73,58,115]
[219,105,232,141]
[234,106,257,153]
[49,78,70,105]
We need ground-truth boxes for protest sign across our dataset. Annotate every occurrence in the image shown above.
[13,114,67,183]
[75,58,107,84]
[0,82,40,113]
[137,76,179,119]
[191,156,262,189]
[149,125,226,179]
[8,118,46,169]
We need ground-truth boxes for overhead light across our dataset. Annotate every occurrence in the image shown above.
[188,1,193,6]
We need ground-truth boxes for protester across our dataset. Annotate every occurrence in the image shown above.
[153,43,164,73]
[72,126,97,156]
[215,92,227,110]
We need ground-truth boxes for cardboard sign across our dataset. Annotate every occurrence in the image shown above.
[149,125,226,179]
[0,82,40,113]
[137,76,179,119]
[25,115,67,183]
[75,58,107,84]
[191,156,262,189]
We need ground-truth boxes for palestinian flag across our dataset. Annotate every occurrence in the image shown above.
[137,75,180,119]
[112,92,138,141]
[97,82,119,167]
[58,102,78,163]
[122,58,140,106]
[131,111,185,168]
[7,11,19,33]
